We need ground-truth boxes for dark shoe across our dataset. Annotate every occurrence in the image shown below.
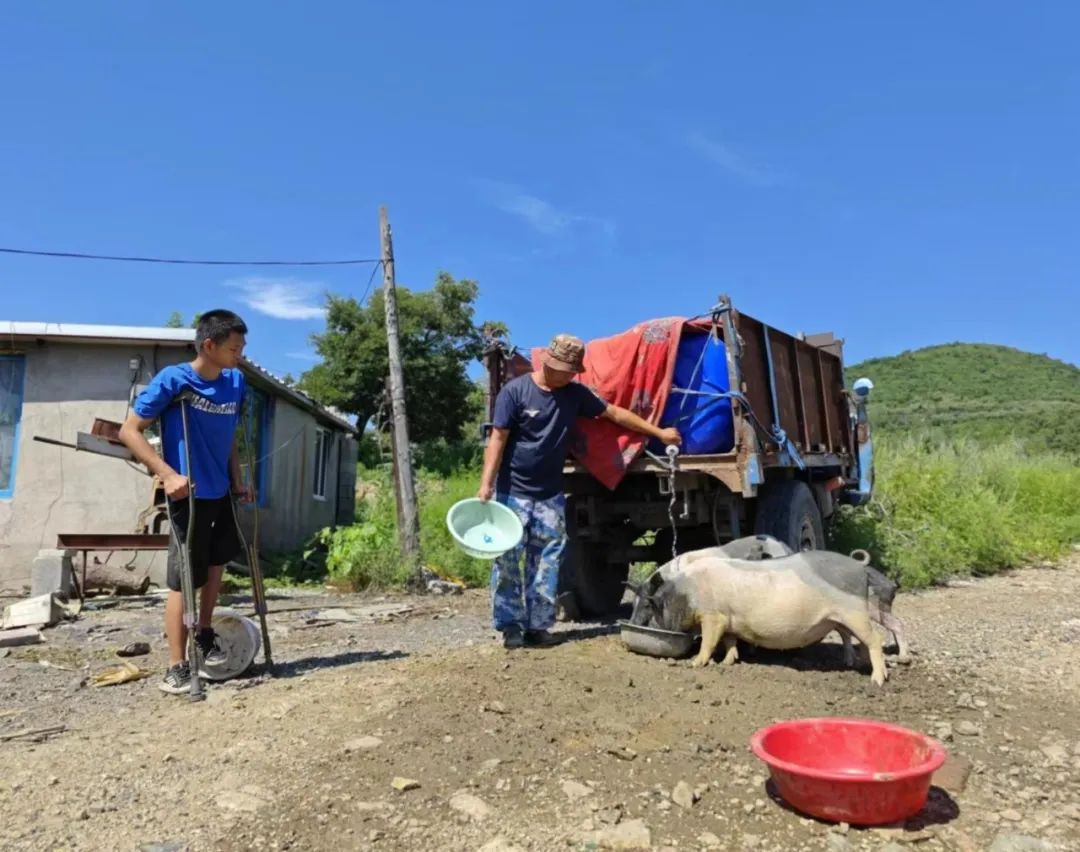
[502,629,525,650]
[196,628,228,666]
[525,629,560,647]
[158,662,191,695]
[555,592,580,622]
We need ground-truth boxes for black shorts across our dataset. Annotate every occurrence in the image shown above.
[166,496,242,592]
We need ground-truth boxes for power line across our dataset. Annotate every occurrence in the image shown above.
[360,260,383,303]
[0,246,380,266]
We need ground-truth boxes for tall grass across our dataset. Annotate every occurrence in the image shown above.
[312,437,1078,593]
[316,465,489,591]
[831,437,1080,588]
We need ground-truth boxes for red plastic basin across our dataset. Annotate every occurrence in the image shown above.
[750,717,947,826]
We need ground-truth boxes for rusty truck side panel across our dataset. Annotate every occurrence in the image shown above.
[732,308,851,458]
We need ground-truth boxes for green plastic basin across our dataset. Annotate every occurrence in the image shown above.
[446,498,524,559]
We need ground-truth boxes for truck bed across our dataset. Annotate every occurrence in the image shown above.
[484,296,858,496]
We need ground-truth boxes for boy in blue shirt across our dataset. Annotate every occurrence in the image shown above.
[120,310,254,694]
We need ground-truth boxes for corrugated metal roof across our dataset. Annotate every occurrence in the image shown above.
[1,320,357,434]
[1,320,196,345]
[240,355,358,434]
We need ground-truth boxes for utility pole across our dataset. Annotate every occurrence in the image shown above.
[384,377,405,533]
[379,206,422,576]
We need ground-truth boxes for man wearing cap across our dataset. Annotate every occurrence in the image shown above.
[478,334,681,649]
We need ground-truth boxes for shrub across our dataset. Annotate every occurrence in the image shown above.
[831,438,1080,588]
[317,465,490,591]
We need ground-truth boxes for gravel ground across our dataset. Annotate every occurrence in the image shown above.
[2,554,1079,852]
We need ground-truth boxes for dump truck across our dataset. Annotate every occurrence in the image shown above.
[480,295,875,617]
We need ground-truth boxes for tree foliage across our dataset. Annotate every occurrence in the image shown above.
[165,311,202,329]
[300,272,502,446]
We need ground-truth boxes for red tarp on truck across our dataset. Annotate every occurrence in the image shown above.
[530,317,687,490]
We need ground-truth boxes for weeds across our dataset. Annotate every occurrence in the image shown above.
[831,437,1080,588]
[316,465,490,591]
[303,436,1078,594]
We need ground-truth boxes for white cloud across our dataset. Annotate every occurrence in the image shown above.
[475,179,615,239]
[229,277,326,320]
[286,351,320,362]
[684,131,780,186]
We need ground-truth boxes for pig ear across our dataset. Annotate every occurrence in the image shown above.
[850,549,871,566]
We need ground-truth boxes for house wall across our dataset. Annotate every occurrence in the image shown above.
[235,400,358,553]
[0,340,190,589]
[0,339,358,591]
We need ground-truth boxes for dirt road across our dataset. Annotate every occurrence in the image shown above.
[2,556,1079,852]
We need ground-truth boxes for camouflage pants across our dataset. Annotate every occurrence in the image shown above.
[491,493,566,633]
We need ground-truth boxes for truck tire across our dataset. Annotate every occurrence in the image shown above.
[563,539,629,618]
[754,480,824,552]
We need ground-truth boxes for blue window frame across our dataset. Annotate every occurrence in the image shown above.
[0,355,27,499]
[237,387,272,508]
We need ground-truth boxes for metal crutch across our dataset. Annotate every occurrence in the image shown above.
[163,389,206,702]
[230,406,273,670]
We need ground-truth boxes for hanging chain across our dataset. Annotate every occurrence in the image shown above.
[665,445,680,561]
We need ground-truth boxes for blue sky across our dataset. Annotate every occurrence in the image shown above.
[2,3,1077,379]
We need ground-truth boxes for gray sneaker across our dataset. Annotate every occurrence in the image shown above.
[196,629,228,666]
[158,662,191,695]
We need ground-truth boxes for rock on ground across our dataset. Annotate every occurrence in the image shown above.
[587,819,651,850]
[561,780,593,801]
[449,791,493,822]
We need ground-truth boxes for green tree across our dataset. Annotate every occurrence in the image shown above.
[165,311,184,328]
[300,272,501,446]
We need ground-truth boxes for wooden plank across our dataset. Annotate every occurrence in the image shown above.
[815,349,833,451]
[792,342,811,449]
[0,725,66,742]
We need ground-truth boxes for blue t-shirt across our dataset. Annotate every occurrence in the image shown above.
[493,374,608,500]
[132,363,246,500]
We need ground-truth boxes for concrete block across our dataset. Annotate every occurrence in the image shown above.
[31,550,74,599]
[0,627,44,647]
[3,594,64,630]
[932,754,973,794]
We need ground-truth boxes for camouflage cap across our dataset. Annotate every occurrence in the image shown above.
[543,333,586,373]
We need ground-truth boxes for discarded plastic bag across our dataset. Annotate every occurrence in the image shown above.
[92,661,151,687]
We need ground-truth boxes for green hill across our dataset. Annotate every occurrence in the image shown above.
[848,343,1080,456]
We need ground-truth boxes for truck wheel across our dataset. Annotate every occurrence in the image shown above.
[754,480,824,552]
[564,539,630,617]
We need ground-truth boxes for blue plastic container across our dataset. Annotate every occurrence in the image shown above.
[652,330,734,455]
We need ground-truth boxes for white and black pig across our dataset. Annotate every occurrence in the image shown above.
[630,536,910,664]
[635,550,892,686]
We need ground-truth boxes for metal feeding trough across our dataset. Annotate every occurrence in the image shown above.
[618,621,697,658]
